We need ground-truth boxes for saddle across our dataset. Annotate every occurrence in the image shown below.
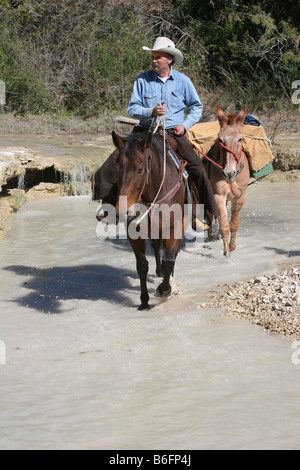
[94,127,210,231]
[162,131,209,232]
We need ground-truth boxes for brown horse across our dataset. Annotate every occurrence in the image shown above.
[206,105,250,256]
[112,130,187,310]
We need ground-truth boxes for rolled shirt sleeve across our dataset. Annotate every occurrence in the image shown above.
[182,78,203,131]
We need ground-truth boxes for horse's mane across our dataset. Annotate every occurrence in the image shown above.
[125,132,164,160]
[225,112,239,126]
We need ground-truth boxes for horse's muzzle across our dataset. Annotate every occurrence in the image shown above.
[223,169,237,182]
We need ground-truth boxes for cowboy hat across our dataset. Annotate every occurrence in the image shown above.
[142,37,184,65]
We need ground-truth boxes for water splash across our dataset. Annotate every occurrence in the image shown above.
[60,163,91,196]
[17,173,26,190]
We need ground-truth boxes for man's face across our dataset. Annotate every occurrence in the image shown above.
[151,51,173,77]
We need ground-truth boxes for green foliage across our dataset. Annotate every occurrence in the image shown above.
[0,0,298,115]
[82,15,149,114]
[172,0,300,109]
[0,0,150,114]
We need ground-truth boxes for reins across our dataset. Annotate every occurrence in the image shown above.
[194,146,223,171]
[133,108,188,226]
[194,139,243,170]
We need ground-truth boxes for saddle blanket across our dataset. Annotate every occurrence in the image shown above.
[168,150,189,180]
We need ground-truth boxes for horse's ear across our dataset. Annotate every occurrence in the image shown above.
[138,132,152,152]
[236,105,247,124]
[112,131,125,149]
[216,104,226,126]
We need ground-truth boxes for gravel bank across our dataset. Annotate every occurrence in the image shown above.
[208,266,300,339]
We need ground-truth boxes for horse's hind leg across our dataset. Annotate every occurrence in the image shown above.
[129,237,149,310]
[157,239,180,298]
[151,239,162,277]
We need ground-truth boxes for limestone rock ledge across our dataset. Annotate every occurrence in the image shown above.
[26,182,61,201]
[0,146,97,238]
[0,190,26,237]
[0,147,55,192]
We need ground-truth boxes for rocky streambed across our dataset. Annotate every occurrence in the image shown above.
[208,267,300,339]
[0,125,298,238]
[0,136,114,236]
[0,131,299,345]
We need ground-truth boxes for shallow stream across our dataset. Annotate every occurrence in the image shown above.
[0,182,299,450]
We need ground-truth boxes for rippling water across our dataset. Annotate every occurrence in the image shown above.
[0,182,299,449]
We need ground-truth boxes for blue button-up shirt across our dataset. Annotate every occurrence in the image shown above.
[127,68,203,131]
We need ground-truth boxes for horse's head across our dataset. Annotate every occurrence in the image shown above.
[216,104,247,182]
[112,131,152,219]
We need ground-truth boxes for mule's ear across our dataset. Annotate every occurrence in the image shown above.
[236,105,247,124]
[138,132,152,152]
[216,104,226,126]
[112,131,125,149]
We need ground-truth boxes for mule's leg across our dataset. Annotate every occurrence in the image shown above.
[229,192,246,252]
[205,210,214,241]
[128,237,150,310]
[151,239,162,277]
[215,194,230,256]
[157,239,180,297]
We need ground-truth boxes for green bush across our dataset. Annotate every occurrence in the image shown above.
[172,0,300,110]
[0,0,298,115]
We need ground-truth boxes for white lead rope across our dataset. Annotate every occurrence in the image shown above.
[132,109,167,227]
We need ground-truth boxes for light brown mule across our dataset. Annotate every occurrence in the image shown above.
[206,105,250,256]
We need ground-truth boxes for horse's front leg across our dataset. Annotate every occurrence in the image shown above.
[229,192,246,253]
[128,236,149,310]
[157,239,180,297]
[215,194,230,256]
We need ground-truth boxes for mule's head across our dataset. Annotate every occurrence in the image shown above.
[112,131,152,219]
[216,104,247,182]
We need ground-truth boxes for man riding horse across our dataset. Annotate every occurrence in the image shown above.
[93,37,218,226]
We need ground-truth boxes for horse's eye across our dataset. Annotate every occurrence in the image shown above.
[238,138,242,142]
[137,168,143,175]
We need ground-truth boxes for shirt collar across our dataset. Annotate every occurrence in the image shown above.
[155,67,174,82]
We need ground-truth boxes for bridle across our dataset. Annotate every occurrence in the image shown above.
[219,140,243,167]
[130,114,185,227]
[190,137,245,195]
[193,138,243,171]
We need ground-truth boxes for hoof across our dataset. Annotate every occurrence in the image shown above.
[156,284,172,298]
[138,302,150,311]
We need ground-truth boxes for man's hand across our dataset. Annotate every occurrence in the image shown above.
[173,124,186,136]
[152,101,166,117]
